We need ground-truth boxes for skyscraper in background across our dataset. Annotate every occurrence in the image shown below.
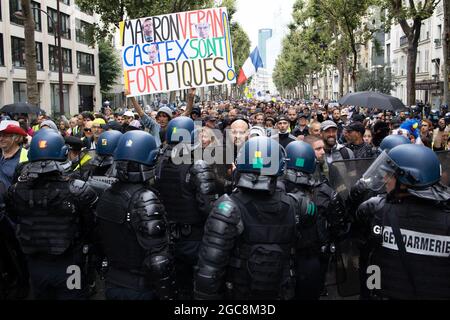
[258,28,272,68]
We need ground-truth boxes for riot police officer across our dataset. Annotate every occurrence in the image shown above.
[345,134,411,299]
[79,130,122,182]
[194,137,299,300]
[0,193,29,299]
[155,116,218,299]
[6,129,98,299]
[356,144,450,299]
[349,134,411,208]
[283,141,345,299]
[96,130,174,300]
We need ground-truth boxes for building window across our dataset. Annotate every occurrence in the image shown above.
[77,52,94,75]
[13,82,27,103]
[79,85,94,112]
[425,50,429,72]
[75,19,92,44]
[10,0,42,31]
[11,37,43,70]
[0,34,4,66]
[49,45,72,73]
[51,84,70,115]
[47,7,71,40]
[60,0,70,5]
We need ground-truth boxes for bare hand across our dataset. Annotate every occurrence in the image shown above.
[188,88,196,96]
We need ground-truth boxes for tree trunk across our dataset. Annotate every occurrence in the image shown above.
[344,61,349,93]
[338,60,344,97]
[351,46,358,91]
[323,66,328,100]
[406,41,419,106]
[21,0,39,107]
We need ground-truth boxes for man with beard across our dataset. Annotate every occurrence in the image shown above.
[432,118,449,151]
[331,108,344,140]
[345,122,376,159]
[320,120,354,164]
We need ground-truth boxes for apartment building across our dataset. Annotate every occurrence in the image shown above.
[0,0,101,116]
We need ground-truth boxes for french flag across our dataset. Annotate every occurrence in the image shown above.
[237,47,264,86]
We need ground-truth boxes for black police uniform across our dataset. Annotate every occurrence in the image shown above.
[357,193,450,299]
[6,170,98,300]
[0,198,29,299]
[284,177,346,299]
[194,190,298,300]
[96,182,174,300]
[155,145,218,299]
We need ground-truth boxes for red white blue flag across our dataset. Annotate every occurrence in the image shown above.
[237,47,264,85]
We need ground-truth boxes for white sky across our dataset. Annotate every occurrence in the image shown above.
[232,0,296,73]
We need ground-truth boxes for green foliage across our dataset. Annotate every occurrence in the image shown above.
[273,0,378,94]
[98,40,122,94]
[356,67,397,93]
[231,23,250,72]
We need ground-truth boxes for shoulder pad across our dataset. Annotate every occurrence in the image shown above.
[359,195,385,211]
[210,194,241,225]
[190,160,217,194]
[131,189,165,217]
[69,179,98,206]
[190,160,214,174]
[357,195,385,224]
[288,191,317,226]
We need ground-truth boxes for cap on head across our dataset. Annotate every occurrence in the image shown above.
[345,122,365,136]
[320,120,338,131]
[0,120,27,136]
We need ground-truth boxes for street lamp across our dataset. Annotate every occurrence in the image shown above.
[14,3,64,116]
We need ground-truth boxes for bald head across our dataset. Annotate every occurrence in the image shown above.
[230,119,249,147]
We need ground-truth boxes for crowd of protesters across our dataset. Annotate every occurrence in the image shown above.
[1,95,450,194]
[1,90,450,301]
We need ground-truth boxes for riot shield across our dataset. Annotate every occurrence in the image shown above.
[326,158,376,298]
[328,158,375,201]
[437,151,450,187]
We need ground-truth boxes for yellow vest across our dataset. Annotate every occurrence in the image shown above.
[74,153,92,171]
[19,148,29,163]
[32,124,40,132]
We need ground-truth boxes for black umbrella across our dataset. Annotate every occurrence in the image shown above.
[339,91,406,111]
[0,102,41,114]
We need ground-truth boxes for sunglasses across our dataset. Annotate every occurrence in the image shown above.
[84,128,92,132]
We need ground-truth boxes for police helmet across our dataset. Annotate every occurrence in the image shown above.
[379,135,411,152]
[114,130,158,167]
[96,130,123,156]
[236,136,286,177]
[387,144,441,188]
[285,141,316,174]
[166,116,195,145]
[28,129,68,162]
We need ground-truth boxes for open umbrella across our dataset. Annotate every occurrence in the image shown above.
[0,102,41,114]
[339,91,406,111]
